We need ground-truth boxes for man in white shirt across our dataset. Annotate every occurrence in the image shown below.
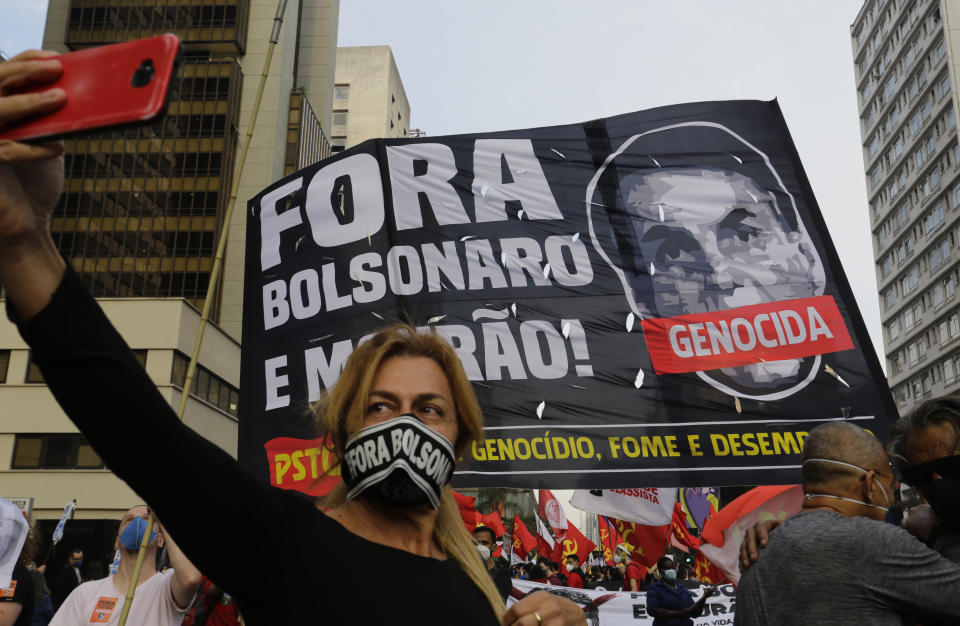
[50,506,201,626]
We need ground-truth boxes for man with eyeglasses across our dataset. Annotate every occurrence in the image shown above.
[735,421,960,625]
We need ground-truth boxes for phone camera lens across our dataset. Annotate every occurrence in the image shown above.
[131,59,155,88]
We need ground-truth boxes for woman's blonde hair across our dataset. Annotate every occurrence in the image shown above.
[315,324,504,618]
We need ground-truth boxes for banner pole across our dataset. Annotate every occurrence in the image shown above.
[117,1,290,623]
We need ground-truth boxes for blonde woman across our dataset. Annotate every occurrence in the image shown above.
[0,51,584,626]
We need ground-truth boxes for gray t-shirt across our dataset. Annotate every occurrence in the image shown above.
[735,509,960,625]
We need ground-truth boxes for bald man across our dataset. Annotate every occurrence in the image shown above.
[735,422,960,625]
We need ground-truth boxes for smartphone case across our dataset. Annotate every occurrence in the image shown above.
[0,33,183,142]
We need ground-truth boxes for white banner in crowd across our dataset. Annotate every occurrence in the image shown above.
[510,580,736,625]
[569,489,678,526]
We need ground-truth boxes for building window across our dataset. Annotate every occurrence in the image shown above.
[332,111,347,126]
[171,352,239,417]
[0,350,8,383]
[926,203,946,235]
[884,288,896,310]
[937,75,952,100]
[331,136,346,153]
[11,434,105,469]
[25,352,43,384]
[901,266,920,295]
[916,135,935,168]
[334,85,349,100]
[933,38,948,65]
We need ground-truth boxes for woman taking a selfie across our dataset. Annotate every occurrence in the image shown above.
[0,51,583,626]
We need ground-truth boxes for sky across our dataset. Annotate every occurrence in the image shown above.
[2,0,880,517]
[0,0,880,357]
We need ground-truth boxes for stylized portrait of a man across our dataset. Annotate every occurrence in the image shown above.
[588,123,827,399]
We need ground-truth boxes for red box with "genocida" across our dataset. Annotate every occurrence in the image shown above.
[640,296,855,375]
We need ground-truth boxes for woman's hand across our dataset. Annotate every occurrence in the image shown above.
[502,591,587,626]
[0,50,66,246]
[0,50,68,317]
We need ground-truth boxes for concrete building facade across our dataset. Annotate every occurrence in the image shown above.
[331,46,410,152]
[853,0,960,416]
[0,0,338,565]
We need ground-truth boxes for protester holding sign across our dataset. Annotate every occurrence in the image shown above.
[0,52,586,626]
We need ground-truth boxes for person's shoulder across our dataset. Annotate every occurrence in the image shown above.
[842,513,917,546]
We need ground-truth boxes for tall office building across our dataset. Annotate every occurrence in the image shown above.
[852,0,960,416]
[331,46,410,152]
[0,0,337,559]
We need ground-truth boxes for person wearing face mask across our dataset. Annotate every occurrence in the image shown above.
[613,545,644,592]
[890,396,960,562]
[645,556,714,626]
[0,53,588,626]
[562,556,583,589]
[735,421,960,625]
[51,550,82,611]
[472,526,511,601]
[49,506,200,626]
[742,397,960,567]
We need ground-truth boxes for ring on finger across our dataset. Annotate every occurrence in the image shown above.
[533,611,542,625]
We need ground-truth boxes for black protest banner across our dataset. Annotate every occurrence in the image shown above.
[238,100,896,492]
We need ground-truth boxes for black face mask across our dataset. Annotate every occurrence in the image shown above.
[926,479,960,527]
[341,415,455,510]
[902,455,960,527]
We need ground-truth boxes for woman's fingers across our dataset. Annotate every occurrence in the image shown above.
[0,54,63,93]
[0,140,64,163]
[0,88,66,128]
[503,592,586,626]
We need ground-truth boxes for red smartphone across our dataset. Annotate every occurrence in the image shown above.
[0,34,183,142]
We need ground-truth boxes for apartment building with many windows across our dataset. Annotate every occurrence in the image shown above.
[853,0,960,415]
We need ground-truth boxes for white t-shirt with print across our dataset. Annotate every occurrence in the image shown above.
[50,569,187,626]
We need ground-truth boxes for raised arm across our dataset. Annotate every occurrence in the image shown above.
[157,519,203,609]
[0,51,290,602]
[0,51,67,317]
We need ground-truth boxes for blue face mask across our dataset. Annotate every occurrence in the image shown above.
[663,569,678,582]
[119,517,158,550]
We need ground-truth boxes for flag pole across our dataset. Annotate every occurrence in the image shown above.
[116,2,291,623]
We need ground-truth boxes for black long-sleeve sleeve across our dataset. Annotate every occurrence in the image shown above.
[13,266,295,602]
[10,266,498,625]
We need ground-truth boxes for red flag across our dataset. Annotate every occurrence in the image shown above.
[598,516,623,565]
[477,511,507,537]
[452,490,476,511]
[538,489,568,534]
[607,516,668,568]
[693,550,725,584]
[670,502,700,551]
[698,485,802,585]
[512,515,537,560]
[556,519,596,565]
[492,542,503,559]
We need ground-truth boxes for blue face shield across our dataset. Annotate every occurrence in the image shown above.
[119,517,158,550]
